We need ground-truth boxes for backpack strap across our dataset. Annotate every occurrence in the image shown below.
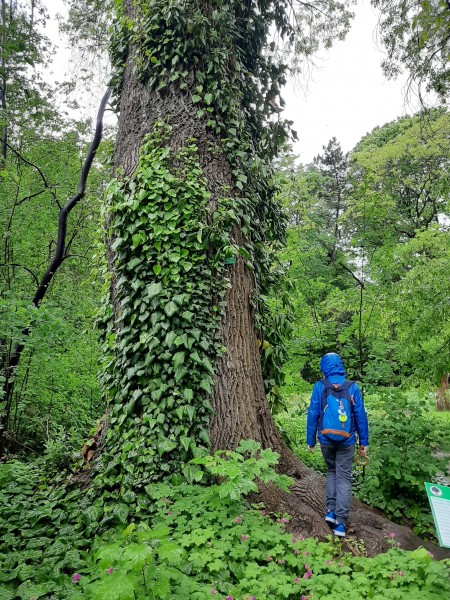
[319,379,333,429]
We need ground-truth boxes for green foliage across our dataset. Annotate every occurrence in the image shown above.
[68,494,450,600]
[1,455,449,599]
[105,0,360,431]
[276,138,363,383]
[97,125,230,486]
[372,0,450,101]
[275,387,450,538]
[187,439,293,499]
[0,131,106,454]
[275,402,327,474]
[350,110,450,243]
[278,110,450,388]
[356,388,450,537]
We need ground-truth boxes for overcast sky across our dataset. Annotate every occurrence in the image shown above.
[283,3,418,163]
[47,1,418,163]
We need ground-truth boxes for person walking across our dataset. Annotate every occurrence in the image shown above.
[306,352,369,538]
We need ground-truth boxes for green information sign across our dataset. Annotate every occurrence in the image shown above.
[425,482,450,548]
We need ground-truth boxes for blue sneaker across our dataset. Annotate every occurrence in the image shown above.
[333,523,346,537]
[325,511,337,528]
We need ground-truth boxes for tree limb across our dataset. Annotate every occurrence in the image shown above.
[0,263,39,286]
[0,88,111,454]
[2,139,51,191]
[339,261,365,289]
[32,88,111,307]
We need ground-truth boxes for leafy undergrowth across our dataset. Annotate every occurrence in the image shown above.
[1,442,449,600]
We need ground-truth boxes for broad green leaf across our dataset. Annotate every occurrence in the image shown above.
[122,523,136,537]
[185,406,195,422]
[121,542,153,571]
[127,257,142,270]
[183,388,193,401]
[141,524,171,540]
[158,437,177,455]
[172,351,185,368]
[164,301,178,316]
[113,504,130,524]
[174,366,188,382]
[15,581,53,600]
[157,541,184,565]
[165,331,177,346]
[199,378,213,394]
[96,543,124,567]
[147,282,162,299]
[88,572,137,600]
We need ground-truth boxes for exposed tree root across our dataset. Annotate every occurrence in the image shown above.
[256,466,450,560]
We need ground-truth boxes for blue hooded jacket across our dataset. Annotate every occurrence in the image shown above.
[306,353,369,447]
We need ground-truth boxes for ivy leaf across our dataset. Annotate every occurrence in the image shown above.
[128,257,142,270]
[113,504,130,524]
[164,301,178,316]
[180,436,191,451]
[192,95,201,103]
[147,282,162,300]
[190,351,202,364]
[173,293,187,305]
[111,237,123,251]
[185,406,195,422]
[201,357,214,374]
[199,378,213,394]
[182,310,194,322]
[174,333,188,347]
[174,366,188,382]
[183,388,194,401]
[153,264,162,275]
[172,351,185,368]
[165,331,177,346]
[14,582,52,600]
[204,93,214,105]
[158,437,177,455]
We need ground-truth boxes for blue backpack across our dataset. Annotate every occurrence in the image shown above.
[319,379,355,442]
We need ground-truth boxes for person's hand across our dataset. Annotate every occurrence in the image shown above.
[307,445,315,453]
[359,445,368,456]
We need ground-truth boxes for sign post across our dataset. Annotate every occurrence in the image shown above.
[424,482,450,548]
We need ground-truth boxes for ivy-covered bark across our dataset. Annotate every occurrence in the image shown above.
[99,0,294,486]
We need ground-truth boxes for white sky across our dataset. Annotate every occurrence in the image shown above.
[45,1,420,163]
[283,3,419,163]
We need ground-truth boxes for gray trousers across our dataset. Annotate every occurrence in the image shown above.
[320,443,355,524]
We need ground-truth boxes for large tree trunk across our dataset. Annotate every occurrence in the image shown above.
[101,0,449,559]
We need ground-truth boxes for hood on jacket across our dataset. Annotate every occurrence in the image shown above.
[320,353,346,378]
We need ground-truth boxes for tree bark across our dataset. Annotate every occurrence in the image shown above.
[105,0,449,559]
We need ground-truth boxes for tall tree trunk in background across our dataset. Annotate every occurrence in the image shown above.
[436,373,449,411]
[102,0,448,559]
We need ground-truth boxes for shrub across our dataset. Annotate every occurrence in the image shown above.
[356,388,450,537]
